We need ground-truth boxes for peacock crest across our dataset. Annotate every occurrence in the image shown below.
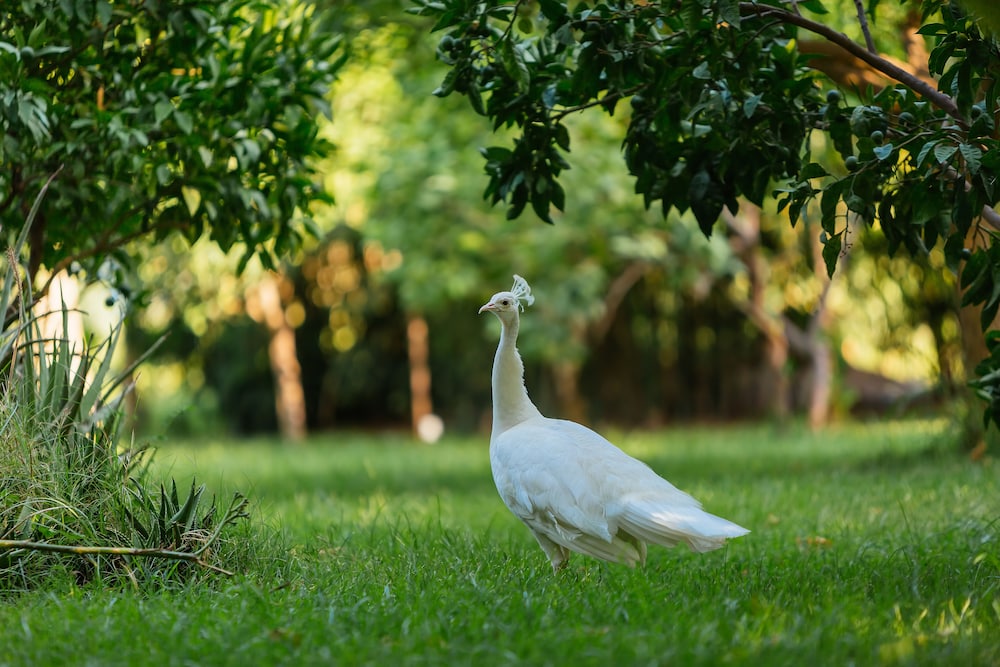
[511,274,535,311]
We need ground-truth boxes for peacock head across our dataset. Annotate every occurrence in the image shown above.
[479,274,535,320]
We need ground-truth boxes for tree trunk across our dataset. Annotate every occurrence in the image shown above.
[805,329,834,429]
[568,262,647,424]
[725,205,836,427]
[36,270,84,363]
[253,272,306,442]
[723,206,790,421]
[406,313,442,443]
[957,223,992,372]
[762,327,790,422]
[805,229,835,429]
[953,225,997,451]
[552,360,587,424]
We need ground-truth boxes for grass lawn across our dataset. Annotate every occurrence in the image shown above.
[1,419,998,666]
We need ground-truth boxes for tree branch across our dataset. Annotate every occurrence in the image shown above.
[589,261,648,344]
[37,218,190,301]
[981,205,1000,231]
[852,0,877,53]
[739,2,966,126]
[552,85,645,121]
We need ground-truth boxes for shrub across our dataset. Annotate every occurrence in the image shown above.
[0,178,248,594]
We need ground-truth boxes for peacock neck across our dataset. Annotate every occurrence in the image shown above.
[491,315,542,436]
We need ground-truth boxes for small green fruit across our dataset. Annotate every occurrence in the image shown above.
[845,155,859,171]
[870,130,884,144]
[826,90,841,104]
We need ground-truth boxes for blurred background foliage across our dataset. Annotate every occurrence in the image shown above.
[43,0,982,441]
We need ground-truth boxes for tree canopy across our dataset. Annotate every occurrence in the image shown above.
[0,0,343,289]
[414,0,1000,428]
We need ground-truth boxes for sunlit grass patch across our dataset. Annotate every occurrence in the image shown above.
[1,420,997,666]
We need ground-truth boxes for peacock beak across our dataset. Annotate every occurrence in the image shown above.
[478,302,497,314]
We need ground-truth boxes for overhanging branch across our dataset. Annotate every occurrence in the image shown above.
[739,2,966,126]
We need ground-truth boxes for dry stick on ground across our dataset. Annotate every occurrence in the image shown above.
[0,540,235,576]
[0,493,250,577]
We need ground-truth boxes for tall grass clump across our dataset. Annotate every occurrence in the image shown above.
[0,181,248,595]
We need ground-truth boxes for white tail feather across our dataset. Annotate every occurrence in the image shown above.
[620,501,750,553]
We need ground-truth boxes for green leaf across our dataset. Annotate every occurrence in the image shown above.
[95,0,112,25]
[181,186,201,216]
[718,0,741,27]
[828,114,854,158]
[680,0,706,32]
[537,0,567,21]
[916,139,939,165]
[788,199,804,226]
[507,184,528,219]
[467,83,485,115]
[155,163,171,185]
[689,169,710,202]
[983,293,1000,330]
[951,192,975,237]
[170,481,206,531]
[799,163,828,179]
[553,123,570,152]
[174,110,194,135]
[961,249,989,305]
[154,100,173,125]
[198,146,213,168]
[916,23,946,36]
[432,68,457,97]
[689,170,723,235]
[32,45,70,58]
[820,180,844,233]
[742,93,762,119]
[500,40,530,92]
[959,143,982,174]
[797,0,829,14]
[551,179,565,212]
[943,233,966,272]
[822,232,842,278]
[933,142,958,164]
[873,143,894,161]
[530,188,552,222]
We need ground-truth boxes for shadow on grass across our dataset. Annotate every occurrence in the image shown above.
[152,418,972,507]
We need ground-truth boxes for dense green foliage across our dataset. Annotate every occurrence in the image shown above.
[414,0,1000,426]
[124,9,964,434]
[1,423,996,664]
[0,0,343,280]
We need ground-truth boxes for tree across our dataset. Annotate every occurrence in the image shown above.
[1,0,344,292]
[415,0,1000,430]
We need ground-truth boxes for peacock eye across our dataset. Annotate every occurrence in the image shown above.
[501,299,510,306]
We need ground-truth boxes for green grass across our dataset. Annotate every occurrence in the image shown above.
[2,420,999,666]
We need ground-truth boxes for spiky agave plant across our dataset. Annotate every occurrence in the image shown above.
[0,177,248,594]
